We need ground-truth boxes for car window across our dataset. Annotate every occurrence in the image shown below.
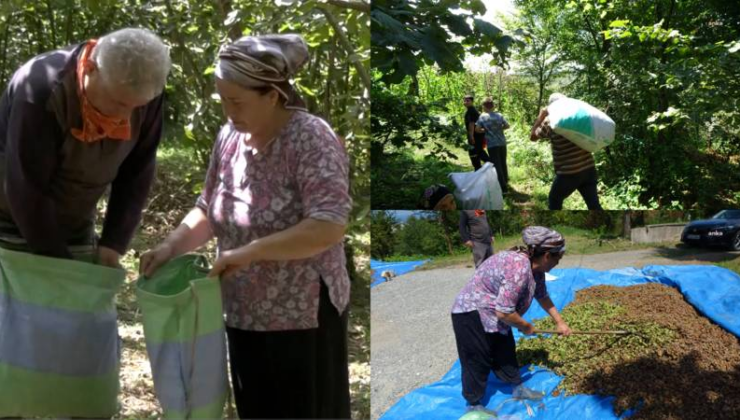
[712,210,740,220]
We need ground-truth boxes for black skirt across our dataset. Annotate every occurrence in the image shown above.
[226,281,351,419]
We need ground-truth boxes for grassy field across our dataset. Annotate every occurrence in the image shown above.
[389,226,675,271]
[371,123,649,210]
[111,143,370,419]
[718,258,740,275]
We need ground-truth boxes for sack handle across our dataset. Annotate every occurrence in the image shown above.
[192,254,211,274]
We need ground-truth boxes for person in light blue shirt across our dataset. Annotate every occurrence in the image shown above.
[476,98,510,193]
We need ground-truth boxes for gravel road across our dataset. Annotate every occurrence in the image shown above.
[370,247,740,419]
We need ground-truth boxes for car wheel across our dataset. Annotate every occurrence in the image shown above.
[731,231,740,251]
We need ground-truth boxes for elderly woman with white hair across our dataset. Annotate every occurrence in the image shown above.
[0,27,170,265]
[530,93,602,210]
[141,34,352,419]
[451,226,572,415]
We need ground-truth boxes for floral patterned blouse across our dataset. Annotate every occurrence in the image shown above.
[451,250,548,334]
[196,111,352,331]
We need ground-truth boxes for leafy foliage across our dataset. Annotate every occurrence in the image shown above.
[512,0,740,209]
[0,0,369,236]
[370,210,674,260]
[370,210,398,259]
[371,0,516,84]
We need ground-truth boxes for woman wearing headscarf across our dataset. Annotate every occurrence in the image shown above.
[418,184,457,210]
[450,226,573,414]
[140,34,352,419]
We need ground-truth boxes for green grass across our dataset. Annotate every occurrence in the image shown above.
[717,256,740,276]
[371,123,655,209]
[390,226,665,271]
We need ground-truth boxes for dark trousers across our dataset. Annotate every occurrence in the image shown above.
[487,146,508,193]
[468,137,490,171]
[226,282,351,419]
[452,311,522,405]
[472,241,493,268]
[548,166,602,210]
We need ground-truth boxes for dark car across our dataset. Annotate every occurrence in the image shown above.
[681,210,740,251]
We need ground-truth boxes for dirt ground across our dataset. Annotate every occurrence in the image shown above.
[568,284,740,420]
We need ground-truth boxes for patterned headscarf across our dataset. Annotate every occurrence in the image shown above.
[215,34,308,111]
[418,185,452,210]
[521,226,566,255]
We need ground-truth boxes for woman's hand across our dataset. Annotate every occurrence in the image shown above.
[139,243,174,278]
[519,323,536,336]
[208,244,261,278]
[556,321,572,336]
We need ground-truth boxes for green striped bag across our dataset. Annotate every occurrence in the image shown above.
[136,254,229,419]
[0,246,125,417]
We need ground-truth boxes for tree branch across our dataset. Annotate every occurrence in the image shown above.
[327,0,370,13]
[318,6,371,92]
[581,14,603,54]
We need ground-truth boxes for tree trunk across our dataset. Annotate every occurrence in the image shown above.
[439,212,454,255]
[319,6,371,92]
[324,39,336,122]
[622,211,632,239]
[407,74,419,96]
[0,13,12,86]
[45,0,56,48]
[64,0,74,44]
[216,0,245,41]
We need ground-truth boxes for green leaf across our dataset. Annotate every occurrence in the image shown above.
[467,0,487,15]
[371,9,405,33]
[396,49,419,77]
[442,14,472,37]
[298,85,317,97]
[609,20,630,28]
[473,19,502,39]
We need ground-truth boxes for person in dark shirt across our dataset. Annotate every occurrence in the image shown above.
[0,28,170,266]
[464,94,489,170]
[459,210,495,268]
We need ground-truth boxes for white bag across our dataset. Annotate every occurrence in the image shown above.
[548,98,615,153]
[448,162,504,210]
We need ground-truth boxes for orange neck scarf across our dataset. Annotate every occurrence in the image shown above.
[70,40,131,142]
[474,209,486,217]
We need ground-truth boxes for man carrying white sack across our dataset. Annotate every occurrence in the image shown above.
[530,93,603,210]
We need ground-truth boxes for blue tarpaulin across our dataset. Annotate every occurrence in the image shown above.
[371,259,429,288]
[380,265,740,420]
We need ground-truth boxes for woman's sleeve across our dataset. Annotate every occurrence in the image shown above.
[294,118,352,225]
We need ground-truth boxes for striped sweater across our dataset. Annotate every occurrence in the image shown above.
[536,122,595,175]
